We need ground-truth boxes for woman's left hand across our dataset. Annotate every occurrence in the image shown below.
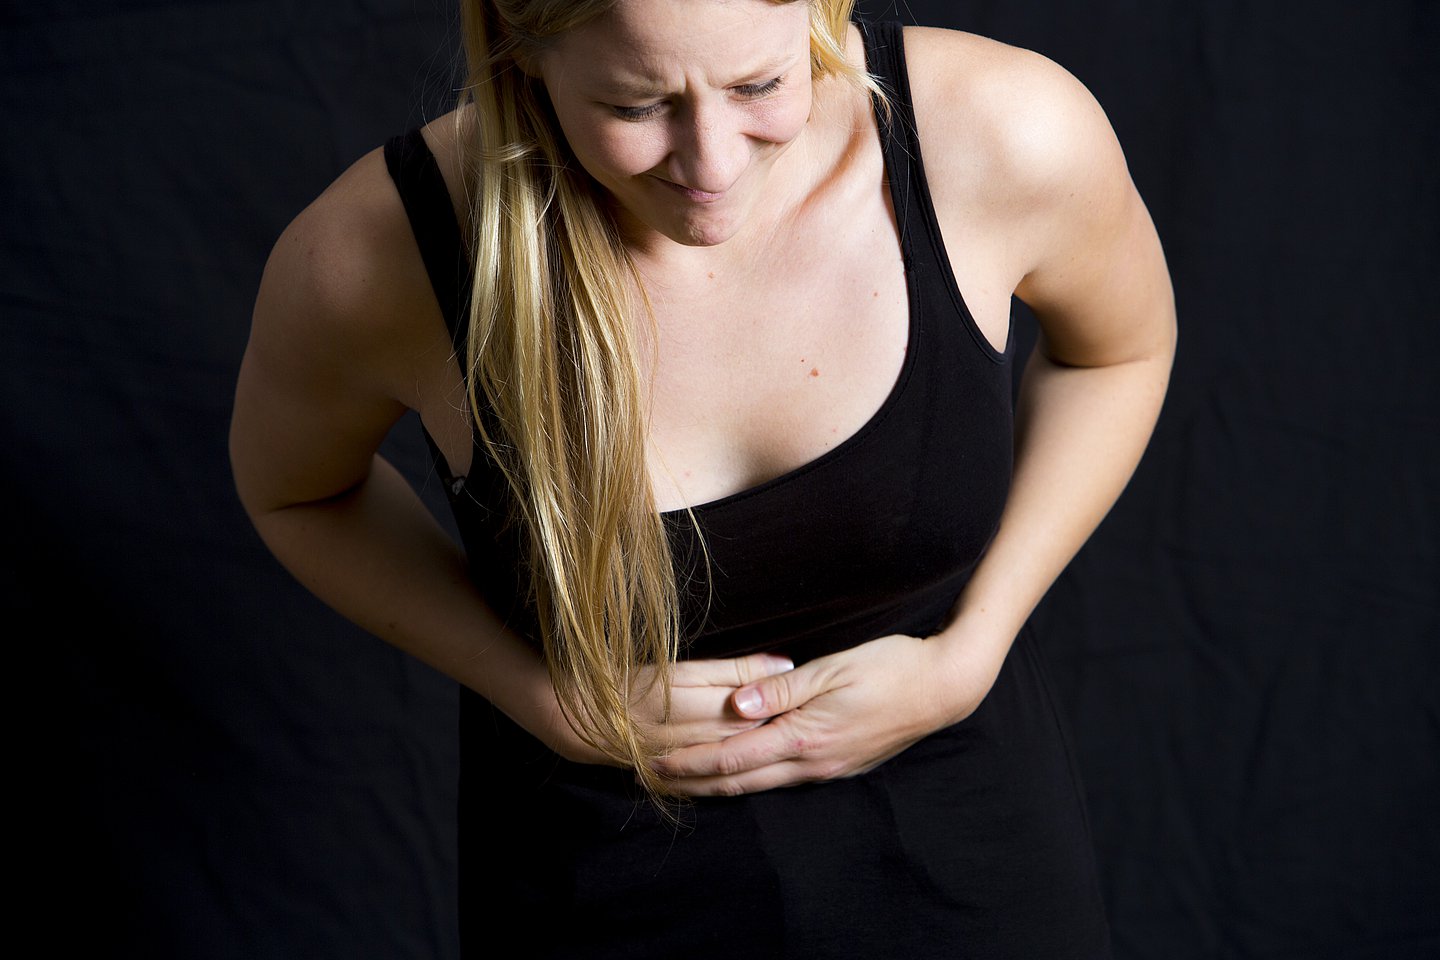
[651,630,1008,796]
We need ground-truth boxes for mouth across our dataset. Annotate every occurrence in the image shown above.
[652,176,726,204]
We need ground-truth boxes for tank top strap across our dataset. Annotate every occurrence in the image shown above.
[857,19,1014,364]
[856,19,922,259]
[382,128,472,354]
[861,20,941,267]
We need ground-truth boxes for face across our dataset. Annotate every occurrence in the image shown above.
[534,0,815,249]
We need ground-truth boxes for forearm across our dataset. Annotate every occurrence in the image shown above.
[244,455,577,755]
[929,343,1173,700]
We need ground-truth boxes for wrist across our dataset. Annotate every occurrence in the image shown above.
[922,618,1015,727]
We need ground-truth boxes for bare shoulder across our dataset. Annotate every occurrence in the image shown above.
[900,26,1131,220]
[900,27,1171,364]
[233,142,456,511]
[251,142,441,405]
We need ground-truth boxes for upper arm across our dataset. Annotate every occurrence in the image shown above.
[1003,52,1175,367]
[907,29,1176,368]
[229,148,429,516]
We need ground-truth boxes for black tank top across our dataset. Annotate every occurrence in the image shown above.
[384,20,1110,960]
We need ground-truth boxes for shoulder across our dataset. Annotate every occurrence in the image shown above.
[898,26,1172,362]
[252,140,442,404]
[267,143,419,328]
[899,25,1131,230]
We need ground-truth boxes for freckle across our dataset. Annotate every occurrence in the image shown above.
[707,272,715,279]
[872,290,879,298]
[809,367,820,378]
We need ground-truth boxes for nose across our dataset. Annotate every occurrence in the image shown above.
[669,99,749,195]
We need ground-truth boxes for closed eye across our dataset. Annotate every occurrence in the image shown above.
[734,76,785,100]
[610,75,787,122]
[612,100,666,121]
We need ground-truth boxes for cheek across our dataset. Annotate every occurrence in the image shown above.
[560,120,668,183]
[548,97,665,181]
[588,126,668,177]
[748,90,813,144]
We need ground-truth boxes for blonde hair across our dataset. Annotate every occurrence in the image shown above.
[452,0,882,803]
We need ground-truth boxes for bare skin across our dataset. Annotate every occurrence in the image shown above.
[230,7,1175,795]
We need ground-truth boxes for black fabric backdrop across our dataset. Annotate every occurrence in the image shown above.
[4,1,1437,956]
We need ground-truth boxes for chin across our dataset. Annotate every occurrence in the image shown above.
[671,218,743,247]
[609,179,758,249]
[659,193,757,247]
[618,201,743,248]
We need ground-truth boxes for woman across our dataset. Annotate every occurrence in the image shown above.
[231,0,1175,955]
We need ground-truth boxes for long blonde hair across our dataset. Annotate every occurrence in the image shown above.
[453,0,881,801]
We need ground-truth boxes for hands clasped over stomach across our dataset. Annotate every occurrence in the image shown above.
[613,632,998,798]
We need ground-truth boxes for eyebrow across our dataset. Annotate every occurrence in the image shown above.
[594,54,796,99]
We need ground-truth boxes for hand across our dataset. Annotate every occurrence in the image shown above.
[543,651,797,766]
[651,632,1005,796]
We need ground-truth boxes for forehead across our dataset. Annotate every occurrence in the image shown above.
[542,0,809,91]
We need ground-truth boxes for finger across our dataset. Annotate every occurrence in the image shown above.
[670,652,795,689]
[655,720,768,753]
[654,720,801,778]
[652,687,767,746]
[731,660,830,720]
[663,759,826,798]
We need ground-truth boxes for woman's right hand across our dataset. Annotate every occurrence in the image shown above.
[544,653,796,766]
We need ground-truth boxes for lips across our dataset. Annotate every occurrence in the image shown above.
[653,176,726,204]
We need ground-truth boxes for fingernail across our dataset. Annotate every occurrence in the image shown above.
[769,656,796,673]
[735,687,763,716]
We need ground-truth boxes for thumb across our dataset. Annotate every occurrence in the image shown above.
[732,664,814,719]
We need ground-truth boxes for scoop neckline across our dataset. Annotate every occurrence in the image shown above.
[657,288,916,521]
[657,260,917,519]
[658,21,914,520]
